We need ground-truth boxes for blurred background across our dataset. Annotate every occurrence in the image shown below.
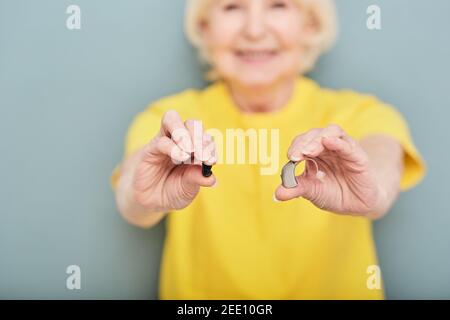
[1,0,449,299]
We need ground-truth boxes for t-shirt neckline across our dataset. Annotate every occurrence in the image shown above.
[213,76,312,126]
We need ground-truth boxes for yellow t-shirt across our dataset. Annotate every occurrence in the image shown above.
[110,77,425,299]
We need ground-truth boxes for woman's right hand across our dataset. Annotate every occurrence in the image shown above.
[131,110,217,214]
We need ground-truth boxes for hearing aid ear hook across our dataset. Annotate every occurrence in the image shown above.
[280,158,326,189]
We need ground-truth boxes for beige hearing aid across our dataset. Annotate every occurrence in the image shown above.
[281,161,299,188]
[280,158,326,189]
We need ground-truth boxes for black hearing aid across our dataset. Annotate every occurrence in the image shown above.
[202,163,213,177]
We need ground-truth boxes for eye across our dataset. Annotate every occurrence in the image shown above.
[223,2,241,11]
[271,1,287,9]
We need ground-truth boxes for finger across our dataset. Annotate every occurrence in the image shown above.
[202,133,217,165]
[302,124,344,158]
[182,165,217,189]
[274,184,302,201]
[322,136,367,164]
[184,119,204,164]
[161,110,194,153]
[144,136,190,164]
[287,128,321,161]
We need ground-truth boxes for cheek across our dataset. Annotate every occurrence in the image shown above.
[205,14,241,52]
[271,15,307,51]
[206,31,234,70]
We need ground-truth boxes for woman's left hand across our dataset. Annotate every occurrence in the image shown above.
[275,124,385,216]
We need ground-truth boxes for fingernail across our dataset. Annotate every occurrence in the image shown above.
[273,194,280,202]
[302,145,315,155]
[206,156,217,165]
[212,180,218,188]
[290,154,301,162]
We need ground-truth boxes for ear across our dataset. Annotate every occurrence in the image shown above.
[302,9,321,44]
[198,18,209,41]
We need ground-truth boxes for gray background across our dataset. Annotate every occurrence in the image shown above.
[0,0,448,299]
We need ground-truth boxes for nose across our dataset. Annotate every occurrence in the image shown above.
[243,5,267,41]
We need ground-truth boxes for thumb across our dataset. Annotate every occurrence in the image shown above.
[275,174,321,202]
[180,165,216,197]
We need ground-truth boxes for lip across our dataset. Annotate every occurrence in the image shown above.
[234,49,278,63]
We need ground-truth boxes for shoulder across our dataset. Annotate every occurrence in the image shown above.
[145,88,203,119]
[307,78,384,110]
[302,77,399,122]
[137,82,226,122]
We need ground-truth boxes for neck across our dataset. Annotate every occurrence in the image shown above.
[227,76,297,114]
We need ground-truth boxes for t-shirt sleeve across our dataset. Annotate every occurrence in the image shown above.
[345,97,426,191]
[110,105,162,190]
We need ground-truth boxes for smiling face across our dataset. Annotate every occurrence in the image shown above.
[200,0,317,88]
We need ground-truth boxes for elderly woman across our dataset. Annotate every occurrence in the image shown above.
[111,0,425,299]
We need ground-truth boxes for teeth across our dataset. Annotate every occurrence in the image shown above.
[238,50,274,58]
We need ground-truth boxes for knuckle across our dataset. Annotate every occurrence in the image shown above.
[327,124,344,135]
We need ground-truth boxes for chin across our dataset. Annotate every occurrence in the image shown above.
[231,71,285,89]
